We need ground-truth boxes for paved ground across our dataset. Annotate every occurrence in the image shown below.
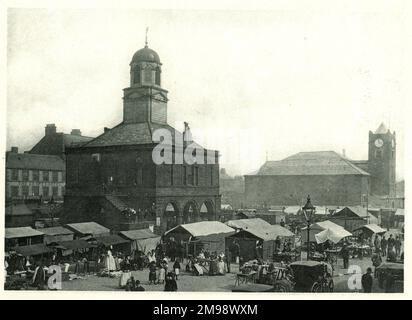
[61,255,402,293]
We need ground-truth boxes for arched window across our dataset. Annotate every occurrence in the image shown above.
[155,67,161,85]
[133,66,141,84]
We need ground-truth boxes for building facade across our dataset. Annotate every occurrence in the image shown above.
[64,43,221,232]
[244,124,397,208]
[5,147,66,202]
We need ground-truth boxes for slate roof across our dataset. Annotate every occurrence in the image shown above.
[37,226,74,236]
[6,152,65,171]
[165,221,235,237]
[65,222,110,236]
[63,133,94,147]
[5,227,44,239]
[253,151,369,176]
[119,228,159,240]
[80,122,206,150]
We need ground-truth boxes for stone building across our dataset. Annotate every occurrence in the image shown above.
[244,124,397,207]
[64,42,220,232]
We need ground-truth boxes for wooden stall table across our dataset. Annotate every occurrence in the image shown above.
[235,271,257,286]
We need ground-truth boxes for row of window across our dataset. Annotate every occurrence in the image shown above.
[7,169,64,182]
[8,185,65,198]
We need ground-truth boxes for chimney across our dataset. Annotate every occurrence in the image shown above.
[104,127,110,133]
[45,124,57,136]
[10,146,18,153]
[71,129,81,136]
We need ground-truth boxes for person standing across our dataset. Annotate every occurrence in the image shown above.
[32,260,46,290]
[394,236,401,258]
[148,261,157,285]
[164,272,178,291]
[387,235,395,257]
[374,235,381,254]
[361,267,373,293]
[341,244,350,269]
[371,251,382,278]
[173,258,181,280]
[225,248,232,273]
[381,236,387,257]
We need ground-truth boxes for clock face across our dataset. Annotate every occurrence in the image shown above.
[375,138,384,148]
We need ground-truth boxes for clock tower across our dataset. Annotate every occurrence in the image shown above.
[368,123,396,196]
[123,40,168,124]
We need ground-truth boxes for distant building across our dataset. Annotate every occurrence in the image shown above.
[5,125,93,205]
[29,124,93,159]
[5,147,65,202]
[219,168,245,209]
[245,124,398,207]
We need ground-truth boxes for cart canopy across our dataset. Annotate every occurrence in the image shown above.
[353,224,386,235]
[315,227,352,244]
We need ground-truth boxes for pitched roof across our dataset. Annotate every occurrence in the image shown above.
[5,227,44,239]
[253,151,369,176]
[93,234,130,246]
[334,206,369,219]
[230,224,294,241]
[165,221,234,237]
[302,220,347,233]
[227,218,272,230]
[375,123,389,134]
[6,152,65,171]
[80,122,206,151]
[57,239,95,250]
[63,133,94,147]
[13,244,53,256]
[37,226,74,236]
[353,224,386,234]
[119,228,159,240]
[65,222,110,236]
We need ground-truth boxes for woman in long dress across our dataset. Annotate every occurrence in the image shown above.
[105,249,116,272]
[217,256,225,275]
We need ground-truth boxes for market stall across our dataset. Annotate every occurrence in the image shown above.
[119,228,161,254]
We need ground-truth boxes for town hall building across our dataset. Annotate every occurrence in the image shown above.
[245,123,397,207]
[63,41,221,232]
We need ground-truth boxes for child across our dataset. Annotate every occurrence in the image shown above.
[173,258,181,280]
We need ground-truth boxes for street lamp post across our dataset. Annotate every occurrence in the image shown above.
[302,195,315,261]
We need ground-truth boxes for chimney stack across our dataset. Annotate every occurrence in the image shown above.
[71,129,81,136]
[104,127,110,133]
[45,124,57,136]
[10,146,18,153]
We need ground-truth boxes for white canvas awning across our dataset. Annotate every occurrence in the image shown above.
[315,228,352,244]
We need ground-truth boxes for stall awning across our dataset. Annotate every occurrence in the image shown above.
[119,228,158,240]
[315,228,352,244]
[94,235,130,246]
[65,222,110,237]
[5,227,44,239]
[14,244,53,256]
[57,239,95,250]
[353,224,386,234]
[38,226,74,236]
[165,221,235,238]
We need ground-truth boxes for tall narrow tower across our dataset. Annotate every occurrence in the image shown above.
[368,123,396,196]
[123,38,168,124]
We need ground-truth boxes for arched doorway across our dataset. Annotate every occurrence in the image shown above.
[164,202,179,231]
[183,201,199,224]
[200,200,215,221]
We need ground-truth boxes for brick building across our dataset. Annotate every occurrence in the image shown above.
[245,124,397,208]
[5,147,65,202]
[64,42,220,232]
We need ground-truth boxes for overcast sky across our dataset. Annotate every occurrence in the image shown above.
[6,5,407,178]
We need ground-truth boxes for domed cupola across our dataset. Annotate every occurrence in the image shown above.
[130,35,162,87]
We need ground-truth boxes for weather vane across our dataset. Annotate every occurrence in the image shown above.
[145,27,149,47]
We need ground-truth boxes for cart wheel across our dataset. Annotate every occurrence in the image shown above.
[311,282,322,293]
[274,280,292,292]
